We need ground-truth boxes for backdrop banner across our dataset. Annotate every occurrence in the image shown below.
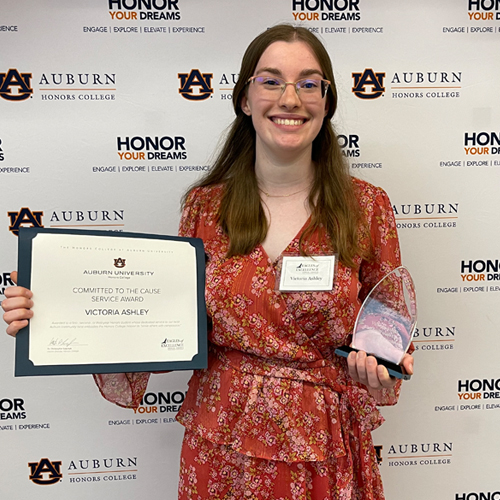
[2,1,499,498]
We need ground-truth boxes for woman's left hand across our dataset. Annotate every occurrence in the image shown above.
[347,350,414,390]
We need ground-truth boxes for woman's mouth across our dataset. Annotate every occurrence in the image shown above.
[271,117,305,126]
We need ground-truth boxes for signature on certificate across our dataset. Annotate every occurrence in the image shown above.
[48,337,78,347]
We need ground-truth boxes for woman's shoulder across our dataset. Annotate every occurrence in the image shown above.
[351,176,387,199]
[350,177,394,225]
[183,183,224,211]
[351,176,392,205]
[186,183,224,201]
[179,183,224,237]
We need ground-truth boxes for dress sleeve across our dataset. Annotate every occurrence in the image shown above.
[178,187,204,238]
[357,185,413,406]
[359,186,401,303]
[93,372,150,409]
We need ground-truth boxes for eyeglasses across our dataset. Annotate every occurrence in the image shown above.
[247,76,330,100]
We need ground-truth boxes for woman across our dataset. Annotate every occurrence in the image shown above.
[4,24,413,499]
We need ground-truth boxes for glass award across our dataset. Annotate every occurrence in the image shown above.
[335,266,417,380]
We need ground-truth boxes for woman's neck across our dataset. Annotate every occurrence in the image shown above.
[254,145,314,196]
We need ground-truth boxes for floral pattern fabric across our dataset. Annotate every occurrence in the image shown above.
[94,178,404,499]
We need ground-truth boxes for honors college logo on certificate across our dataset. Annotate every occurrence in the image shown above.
[114,258,126,268]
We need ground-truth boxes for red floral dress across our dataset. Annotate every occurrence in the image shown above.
[95,178,404,500]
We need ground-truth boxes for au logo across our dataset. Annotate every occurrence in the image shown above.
[28,458,63,485]
[178,69,213,101]
[352,69,385,99]
[0,69,33,101]
[374,445,383,465]
[114,258,126,268]
[8,207,44,236]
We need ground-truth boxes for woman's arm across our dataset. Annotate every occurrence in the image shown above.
[350,182,415,404]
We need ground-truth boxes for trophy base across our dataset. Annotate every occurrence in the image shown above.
[335,346,411,380]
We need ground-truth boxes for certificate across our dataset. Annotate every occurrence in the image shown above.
[15,228,207,376]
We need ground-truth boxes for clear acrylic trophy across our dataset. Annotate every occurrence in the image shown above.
[335,266,417,380]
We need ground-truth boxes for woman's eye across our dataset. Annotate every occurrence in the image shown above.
[262,78,281,86]
[299,79,319,89]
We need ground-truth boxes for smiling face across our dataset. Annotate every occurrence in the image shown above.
[240,40,328,163]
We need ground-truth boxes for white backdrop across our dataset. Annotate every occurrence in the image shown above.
[2,1,500,498]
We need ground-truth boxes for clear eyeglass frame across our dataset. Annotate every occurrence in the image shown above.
[247,76,330,100]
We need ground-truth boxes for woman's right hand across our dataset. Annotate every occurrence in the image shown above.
[2,271,34,337]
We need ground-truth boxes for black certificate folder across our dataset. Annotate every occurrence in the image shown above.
[15,227,208,376]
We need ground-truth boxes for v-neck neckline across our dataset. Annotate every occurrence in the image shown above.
[259,214,312,267]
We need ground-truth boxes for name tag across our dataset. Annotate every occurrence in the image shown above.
[277,255,337,292]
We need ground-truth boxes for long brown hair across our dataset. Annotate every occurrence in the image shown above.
[187,24,364,268]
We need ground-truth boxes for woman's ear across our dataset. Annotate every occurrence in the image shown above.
[240,94,251,116]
